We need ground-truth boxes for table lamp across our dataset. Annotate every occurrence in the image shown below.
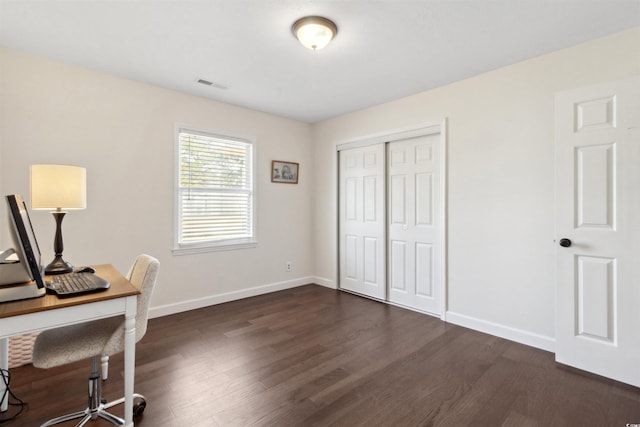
[30,164,87,275]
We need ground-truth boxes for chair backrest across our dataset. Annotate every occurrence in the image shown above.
[103,254,159,355]
[126,254,160,341]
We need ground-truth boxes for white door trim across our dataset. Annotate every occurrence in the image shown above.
[336,122,444,152]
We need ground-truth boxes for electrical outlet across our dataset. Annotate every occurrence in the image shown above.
[286,261,292,272]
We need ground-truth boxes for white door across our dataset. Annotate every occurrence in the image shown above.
[387,135,442,314]
[339,144,386,299]
[555,77,640,387]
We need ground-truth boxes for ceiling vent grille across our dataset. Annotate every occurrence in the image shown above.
[196,78,228,90]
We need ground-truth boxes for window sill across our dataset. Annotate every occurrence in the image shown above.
[172,240,257,256]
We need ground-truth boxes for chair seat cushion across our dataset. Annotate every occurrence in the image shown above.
[32,317,123,369]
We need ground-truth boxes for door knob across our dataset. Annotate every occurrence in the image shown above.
[559,238,572,248]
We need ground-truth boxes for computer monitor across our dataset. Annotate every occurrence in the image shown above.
[5,194,45,289]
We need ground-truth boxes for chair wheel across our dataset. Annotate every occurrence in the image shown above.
[133,398,146,418]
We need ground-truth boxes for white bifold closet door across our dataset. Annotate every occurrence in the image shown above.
[339,133,443,315]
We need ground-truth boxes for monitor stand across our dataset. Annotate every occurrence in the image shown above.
[0,282,46,303]
[0,248,46,302]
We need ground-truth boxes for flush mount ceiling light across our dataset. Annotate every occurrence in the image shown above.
[291,16,338,50]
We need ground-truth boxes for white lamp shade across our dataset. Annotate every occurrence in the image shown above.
[292,16,337,50]
[30,164,87,210]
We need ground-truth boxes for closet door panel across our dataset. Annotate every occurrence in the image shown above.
[339,144,386,299]
[388,135,441,314]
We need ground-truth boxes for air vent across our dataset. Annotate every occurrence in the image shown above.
[196,78,228,90]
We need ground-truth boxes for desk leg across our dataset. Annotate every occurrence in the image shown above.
[0,338,7,412]
[123,297,137,427]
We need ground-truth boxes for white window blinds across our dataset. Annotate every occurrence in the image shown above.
[177,129,254,248]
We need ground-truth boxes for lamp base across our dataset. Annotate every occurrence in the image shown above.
[44,256,73,275]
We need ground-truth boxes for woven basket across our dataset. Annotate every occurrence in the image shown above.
[9,332,39,368]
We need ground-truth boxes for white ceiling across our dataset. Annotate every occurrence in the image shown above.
[1,1,638,123]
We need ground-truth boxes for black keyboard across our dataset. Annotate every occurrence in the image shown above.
[46,272,110,297]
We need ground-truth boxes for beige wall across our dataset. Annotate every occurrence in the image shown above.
[1,28,638,349]
[0,48,314,315]
[311,28,640,350]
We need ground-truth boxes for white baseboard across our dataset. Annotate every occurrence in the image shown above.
[149,279,555,355]
[311,276,336,289]
[445,311,555,353]
[149,276,315,319]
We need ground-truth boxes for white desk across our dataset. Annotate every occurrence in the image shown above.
[0,265,139,426]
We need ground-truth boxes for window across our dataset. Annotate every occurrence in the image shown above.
[174,127,255,254]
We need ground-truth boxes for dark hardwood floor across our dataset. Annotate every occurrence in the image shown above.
[4,284,640,426]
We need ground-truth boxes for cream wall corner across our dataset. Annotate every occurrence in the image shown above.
[310,27,640,349]
[0,47,315,313]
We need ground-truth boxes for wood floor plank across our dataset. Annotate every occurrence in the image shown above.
[4,284,640,426]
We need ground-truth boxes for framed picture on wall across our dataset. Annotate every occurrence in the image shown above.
[271,160,299,184]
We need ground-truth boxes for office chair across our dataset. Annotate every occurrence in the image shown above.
[31,254,160,426]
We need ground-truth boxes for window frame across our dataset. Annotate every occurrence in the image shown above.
[173,125,257,255]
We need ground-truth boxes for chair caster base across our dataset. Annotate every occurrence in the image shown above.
[41,394,147,426]
[133,397,146,418]
[40,405,124,427]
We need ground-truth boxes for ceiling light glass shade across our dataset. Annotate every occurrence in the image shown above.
[292,16,338,50]
[30,164,87,210]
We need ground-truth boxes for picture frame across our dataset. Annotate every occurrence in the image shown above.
[271,160,299,184]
